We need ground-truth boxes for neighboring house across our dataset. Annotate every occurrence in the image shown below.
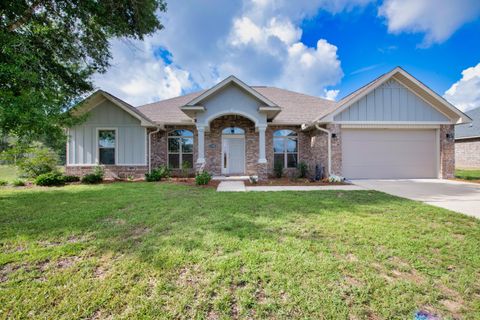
[66,67,470,180]
[455,106,480,169]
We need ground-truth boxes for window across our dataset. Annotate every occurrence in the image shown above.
[273,129,298,168]
[222,127,245,135]
[168,129,194,169]
[98,129,116,165]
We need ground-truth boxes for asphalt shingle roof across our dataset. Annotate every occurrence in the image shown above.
[456,106,480,139]
[136,86,335,125]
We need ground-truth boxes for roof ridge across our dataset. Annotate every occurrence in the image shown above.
[253,86,336,103]
[138,90,205,108]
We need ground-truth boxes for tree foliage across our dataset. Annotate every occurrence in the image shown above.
[0,0,166,144]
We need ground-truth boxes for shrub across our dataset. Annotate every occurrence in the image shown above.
[17,144,59,178]
[63,175,80,183]
[0,180,7,186]
[195,171,212,185]
[145,165,171,182]
[273,161,283,178]
[12,179,26,187]
[81,166,104,184]
[35,172,65,186]
[181,161,191,178]
[297,162,308,178]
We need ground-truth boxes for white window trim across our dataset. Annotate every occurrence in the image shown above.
[167,130,194,169]
[96,128,118,165]
[273,130,298,169]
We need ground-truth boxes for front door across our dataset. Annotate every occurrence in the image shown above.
[222,136,245,175]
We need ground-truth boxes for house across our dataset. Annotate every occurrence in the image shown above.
[455,106,480,168]
[65,67,470,180]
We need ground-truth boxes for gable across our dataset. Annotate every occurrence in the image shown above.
[196,84,268,126]
[81,100,141,126]
[334,79,450,122]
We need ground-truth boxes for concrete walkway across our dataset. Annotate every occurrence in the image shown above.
[217,181,246,192]
[352,179,480,218]
[217,181,366,192]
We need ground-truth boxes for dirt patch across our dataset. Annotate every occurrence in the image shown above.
[88,310,113,320]
[0,263,21,282]
[176,265,202,287]
[440,299,463,315]
[129,226,151,240]
[255,280,267,304]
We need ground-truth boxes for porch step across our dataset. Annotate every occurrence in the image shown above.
[212,175,250,181]
[216,181,246,192]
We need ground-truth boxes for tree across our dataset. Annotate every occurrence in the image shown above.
[0,0,166,145]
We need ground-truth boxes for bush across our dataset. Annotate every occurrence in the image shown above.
[0,180,7,186]
[195,171,212,185]
[17,144,59,178]
[35,172,65,186]
[273,161,283,178]
[145,165,171,182]
[297,162,308,178]
[181,161,191,178]
[12,179,26,187]
[81,166,104,184]
[63,175,80,183]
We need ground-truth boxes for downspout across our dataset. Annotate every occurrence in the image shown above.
[315,124,332,177]
[148,126,162,173]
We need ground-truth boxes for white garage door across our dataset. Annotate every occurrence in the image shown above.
[342,129,438,179]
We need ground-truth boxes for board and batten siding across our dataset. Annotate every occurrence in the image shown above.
[334,79,450,122]
[67,100,147,165]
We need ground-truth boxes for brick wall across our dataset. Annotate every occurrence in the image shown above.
[149,125,197,176]
[455,137,480,169]
[440,124,455,179]
[65,165,148,179]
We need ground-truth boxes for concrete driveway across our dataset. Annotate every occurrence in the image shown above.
[351,179,480,218]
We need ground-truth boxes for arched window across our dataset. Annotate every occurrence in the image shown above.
[273,129,298,168]
[168,129,194,169]
[222,127,245,135]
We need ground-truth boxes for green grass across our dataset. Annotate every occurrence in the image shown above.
[0,183,479,319]
[0,165,18,182]
[455,169,480,181]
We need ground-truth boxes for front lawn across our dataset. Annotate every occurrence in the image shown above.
[1,183,479,319]
[455,169,480,182]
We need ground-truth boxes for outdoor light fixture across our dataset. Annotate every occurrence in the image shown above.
[446,133,454,141]
[331,133,337,139]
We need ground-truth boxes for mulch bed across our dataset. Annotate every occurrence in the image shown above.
[245,178,348,186]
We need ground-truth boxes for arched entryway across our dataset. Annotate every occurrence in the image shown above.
[221,127,245,175]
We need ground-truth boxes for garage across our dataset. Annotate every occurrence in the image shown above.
[342,128,438,179]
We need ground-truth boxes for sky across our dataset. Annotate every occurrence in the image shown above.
[93,0,480,112]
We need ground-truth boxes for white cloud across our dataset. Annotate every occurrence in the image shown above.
[379,0,480,46]
[94,0,374,105]
[444,63,480,112]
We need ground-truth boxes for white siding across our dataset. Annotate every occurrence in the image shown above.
[67,100,146,165]
[335,79,449,122]
[196,84,268,127]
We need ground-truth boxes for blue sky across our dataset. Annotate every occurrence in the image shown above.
[300,3,480,99]
[94,0,480,112]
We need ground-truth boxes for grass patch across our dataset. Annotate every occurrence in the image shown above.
[455,169,480,181]
[0,165,18,183]
[0,183,479,319]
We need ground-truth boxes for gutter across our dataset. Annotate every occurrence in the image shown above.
[148,126,162,173]
[315,124,332,176]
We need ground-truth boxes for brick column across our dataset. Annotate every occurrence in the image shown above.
[440,124,455,179]
[326,124,342,176]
